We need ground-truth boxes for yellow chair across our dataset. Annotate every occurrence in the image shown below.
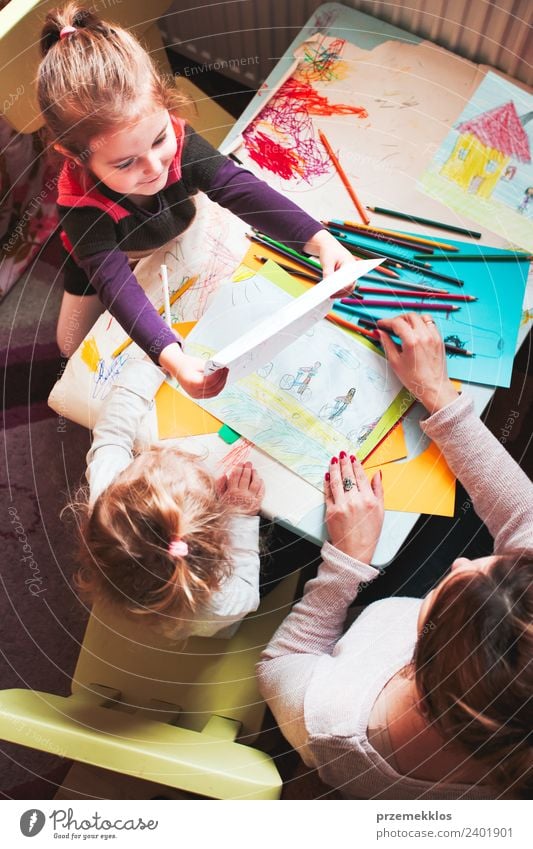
[0,571,298,799]
[0,0,233,148]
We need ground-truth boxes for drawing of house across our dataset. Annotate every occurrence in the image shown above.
[440,101,531,198]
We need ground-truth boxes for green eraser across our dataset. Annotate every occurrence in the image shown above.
[218,424,241,444]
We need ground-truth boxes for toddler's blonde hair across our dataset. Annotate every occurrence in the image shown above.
[75,447,232,633]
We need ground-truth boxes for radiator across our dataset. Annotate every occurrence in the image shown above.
[160,0,532,88]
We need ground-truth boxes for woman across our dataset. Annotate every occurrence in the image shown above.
[257,313,533,799]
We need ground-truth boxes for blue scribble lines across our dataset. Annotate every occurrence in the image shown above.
[93,353,129,399]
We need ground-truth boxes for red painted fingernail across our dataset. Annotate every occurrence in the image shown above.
[331,456,338,464]
[339,451,346,459]
[350,455,356,462]
[325,472,330,481]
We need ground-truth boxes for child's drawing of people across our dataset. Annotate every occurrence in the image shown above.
[517,186,533,215]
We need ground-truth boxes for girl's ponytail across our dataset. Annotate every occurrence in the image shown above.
[40,3,110,57]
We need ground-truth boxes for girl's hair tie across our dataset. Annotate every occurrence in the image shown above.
[168,537,188,558]
[60,26,77,40]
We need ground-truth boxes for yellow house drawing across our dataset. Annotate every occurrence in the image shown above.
[441,101,531,199]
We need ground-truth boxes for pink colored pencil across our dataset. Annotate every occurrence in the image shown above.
[355,287,476,302]
[341,298,459,312]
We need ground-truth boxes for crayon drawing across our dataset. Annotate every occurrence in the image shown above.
[242,37,368,183]
[185,268,404,491]
[419,72,533,250]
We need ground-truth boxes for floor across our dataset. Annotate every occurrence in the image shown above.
[1,48,532,800]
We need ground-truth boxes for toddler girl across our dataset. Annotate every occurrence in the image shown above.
[76,357,265,637]
[38,3,353,398]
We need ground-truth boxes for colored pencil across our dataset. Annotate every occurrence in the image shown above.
[111,276,197,359]
[359,276,449,294]
[366,205,482,239]
[333,220,458,252]
[318,130,370,225]
[326,311,382,344]
[413,253,533,262]
[357,317,474,357]
[355,287,476,301]
[340,298,459,312]
[248,233,322,273]
[330,228,465,286]
[329,233,400,278]
[161,264,172,328]
[254,255,320,282]
[251,231,322,269]
[323,220,435,254]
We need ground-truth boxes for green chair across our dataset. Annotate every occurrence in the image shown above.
[0,571,299,799]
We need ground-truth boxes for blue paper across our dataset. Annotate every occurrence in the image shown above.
[332,231,529,388]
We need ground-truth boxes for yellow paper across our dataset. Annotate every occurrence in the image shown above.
[155,321,222,439]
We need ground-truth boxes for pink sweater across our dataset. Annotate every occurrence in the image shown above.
[257,393,533,799]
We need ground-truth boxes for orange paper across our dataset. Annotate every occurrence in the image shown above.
[364,381,461,517]
[376,440,456,516]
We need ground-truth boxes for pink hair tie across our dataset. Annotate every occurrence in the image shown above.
[168,537,188,558]
[60,25,77,39]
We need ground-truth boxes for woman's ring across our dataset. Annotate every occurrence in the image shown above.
[343,478,354,492]
[422,317,436,325]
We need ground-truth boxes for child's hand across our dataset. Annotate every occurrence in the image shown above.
[303,229,356,295]
[217,462,265,515]
[159,344,228,398]
[325,451,384,564]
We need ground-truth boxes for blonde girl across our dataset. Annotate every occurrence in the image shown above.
[76,358,265,637]
[38,4,353,399]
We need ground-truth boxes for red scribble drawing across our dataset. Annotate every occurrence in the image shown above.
[218,438,254,475]
[243,75,368,182]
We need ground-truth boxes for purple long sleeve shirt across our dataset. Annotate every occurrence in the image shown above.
[59,125,323,362]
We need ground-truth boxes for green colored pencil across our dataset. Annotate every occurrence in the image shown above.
[413,253,532,262]
[367,205,482,239]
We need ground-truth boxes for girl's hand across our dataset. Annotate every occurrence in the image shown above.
[159,344,228,399]
[325,452,384,563]
[217,462,265,515]
[303,229,355,295]
[376,313,459,415]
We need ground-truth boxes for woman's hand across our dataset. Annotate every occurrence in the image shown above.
[159,343,228,399]
[376,313,459,415]
[325,452,384,563]
[217,462,265,515]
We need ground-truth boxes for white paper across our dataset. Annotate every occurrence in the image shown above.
[203,260,381,383]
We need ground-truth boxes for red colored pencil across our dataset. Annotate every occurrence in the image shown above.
[318,130,371,225]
